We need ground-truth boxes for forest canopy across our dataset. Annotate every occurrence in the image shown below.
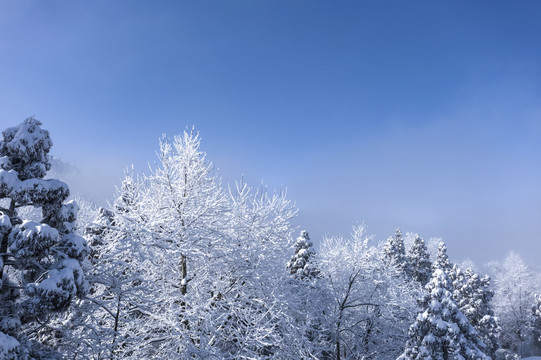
[0,119,540,360]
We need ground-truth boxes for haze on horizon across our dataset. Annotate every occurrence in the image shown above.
[0,1,540,267]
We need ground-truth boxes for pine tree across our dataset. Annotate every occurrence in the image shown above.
[398,268,490,360]
[383,228,412,277]
[285,230,331,358]
[408,234,432,286]
[287,230,318,279]
[0,118,88,358]
[433,241,453,275]
[452,267,500,358]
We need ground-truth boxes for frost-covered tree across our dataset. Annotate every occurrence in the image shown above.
[77,131,301,359]
[145,132,228,293]
[0,118,88,358]
[383,228,412,277]
[319,225,417,360]
[528,294,541,355]
[56,171,155,360]
[285,229,329,358]
[489,252,541,357]
[408,234,432,286]
[287,229,318,279]
[452,266,500,358]
[130,132,232,358]
[398,268,490,360]
[211,181,298,358]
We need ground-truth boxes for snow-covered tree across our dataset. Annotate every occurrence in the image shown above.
[528,294,541,355]
[398,268,490,360]
[62,171,154,360]
[433,241,453,275]
[408,234,432,286]
[0,118,88,358]
[489,252,541,357]
[319,225,417,360]
[287,229,318,279]
[128,132,233,358]
[210,181,298,358]
[23,196,101,360]
[383,228,412,277]
[452,266,500,358]
[72,131,301,359]
[285,229,330,358]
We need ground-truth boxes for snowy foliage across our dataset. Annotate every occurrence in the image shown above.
[287,230,318,279]
[451,266,500,358]
[53,131,304,359]
[529,295,541,354]
[383,228,412,277]
[3,122,537,359]
[407,234,432,286]
[0,118,52,180]
[0,118,88,359]
[0,331,20,360]
[398,268,490,360]
[319,225,417,360]
[489,252,541,357]
[433,241,453,275]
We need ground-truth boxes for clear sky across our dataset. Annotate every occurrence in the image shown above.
[1,1,540,266]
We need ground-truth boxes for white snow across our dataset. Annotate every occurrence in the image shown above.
[9,220,59,257]
[0,169,69,203]
[0,331,19,358]
[37,259,83,296]
[63,233,89,259]
[0,214,11,231]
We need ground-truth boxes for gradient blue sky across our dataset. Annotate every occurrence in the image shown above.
[1,1,540,266]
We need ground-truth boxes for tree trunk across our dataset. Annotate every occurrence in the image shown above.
[336,320,341,360]
[180,254,187,295]
[110,292,122,360]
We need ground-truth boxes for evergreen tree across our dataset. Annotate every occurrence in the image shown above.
[85,207,114,261]
[452,267,500,358]
[0,118,88,358]
[287,229,318,279]
[408,234,432,286]
[383,228,412,277]
[398,268,490,360]
[286,230,331,358]
[433,241,453,275]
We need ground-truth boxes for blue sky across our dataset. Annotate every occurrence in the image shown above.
[1,1,540,266]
